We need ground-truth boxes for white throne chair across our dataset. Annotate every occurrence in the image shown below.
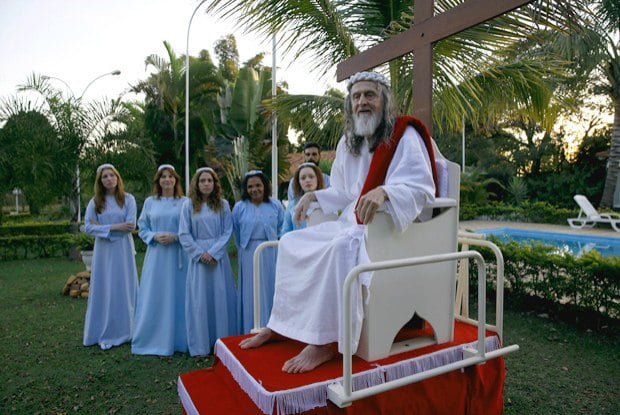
[308,151,460,361]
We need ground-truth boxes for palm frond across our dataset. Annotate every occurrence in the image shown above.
[207,0,358,75]
[266,93,345,148]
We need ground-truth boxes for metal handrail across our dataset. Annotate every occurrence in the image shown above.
[252,240,280,333]
[327,250,519,408]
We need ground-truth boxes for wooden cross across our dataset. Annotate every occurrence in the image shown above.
[337,0,535,135]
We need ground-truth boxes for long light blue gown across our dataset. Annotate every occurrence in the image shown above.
[83,194,138,350]
[131,196,188,356]
[179,199,237,356]
[232,198,283,334]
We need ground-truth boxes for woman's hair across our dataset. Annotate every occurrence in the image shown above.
[152,167,184,198]
[93,166,126,214]
[188,169,223,213]
[292,163,325,200]
[241,171,271,202]
[343,82,397,156]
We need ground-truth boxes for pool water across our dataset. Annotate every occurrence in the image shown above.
[475,228,620,258]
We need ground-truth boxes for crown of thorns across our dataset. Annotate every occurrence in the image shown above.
[347,71,390,91]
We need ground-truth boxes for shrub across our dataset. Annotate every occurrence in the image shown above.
[0,234,74,260]
[460,201,577,225]
[0,221,72,236]
[468,238,620,321]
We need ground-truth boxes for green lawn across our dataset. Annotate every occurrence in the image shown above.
[0,257,618,414]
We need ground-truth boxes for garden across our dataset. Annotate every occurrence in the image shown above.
[1,1,619,413]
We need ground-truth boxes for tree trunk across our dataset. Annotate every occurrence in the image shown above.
[600,98,620,208]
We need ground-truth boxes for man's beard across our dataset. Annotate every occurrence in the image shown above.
[353,110,381,137]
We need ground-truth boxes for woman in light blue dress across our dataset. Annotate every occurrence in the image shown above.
[179,167,237,355]
[233,170,284,333]
[280,163,325,236]
[132,164,188,356]
[83,163,138,350]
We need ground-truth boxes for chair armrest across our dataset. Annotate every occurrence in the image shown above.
[376,197,457,213]
[307,202,339,226]
[429,197,457,209]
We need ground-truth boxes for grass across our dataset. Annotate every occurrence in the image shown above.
[1,256,618,414]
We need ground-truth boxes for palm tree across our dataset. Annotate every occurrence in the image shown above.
[576,0,619,207]
[204,0,582,149]
[132,41,223,170]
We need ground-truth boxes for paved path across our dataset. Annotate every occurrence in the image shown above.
[460,220,619,238]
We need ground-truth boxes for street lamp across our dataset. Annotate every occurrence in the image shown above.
[45,70,121,223]
[185,0,209,194]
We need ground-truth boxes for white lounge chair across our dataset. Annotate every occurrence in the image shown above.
[567,194,620,232]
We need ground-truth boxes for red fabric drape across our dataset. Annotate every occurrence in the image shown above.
[354,116,439,224]
[179,323,506,414]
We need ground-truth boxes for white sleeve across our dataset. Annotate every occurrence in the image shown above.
[382,126,436,233]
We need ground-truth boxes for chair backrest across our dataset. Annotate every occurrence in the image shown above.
[574,194,600,219]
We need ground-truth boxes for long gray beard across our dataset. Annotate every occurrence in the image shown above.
[353,111,381,137]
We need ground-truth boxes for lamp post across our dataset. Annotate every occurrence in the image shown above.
[45,70,121,223]
[185,0,209,194]
[271,34,278,200]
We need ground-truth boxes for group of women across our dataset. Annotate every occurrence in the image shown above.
[82,161,325,356]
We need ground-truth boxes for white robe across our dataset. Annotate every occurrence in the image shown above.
[267,126,435,353]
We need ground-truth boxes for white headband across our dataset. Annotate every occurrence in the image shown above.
[244,170,263,178]
[298,162,317,169]
[158,164,175,172]
[347,71,390,91]
[96,163,114,173]
[196,167,215,175]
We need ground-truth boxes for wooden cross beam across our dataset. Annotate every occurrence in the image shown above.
[337,0,536,134]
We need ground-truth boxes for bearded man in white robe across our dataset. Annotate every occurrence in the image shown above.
[240,71,436,373]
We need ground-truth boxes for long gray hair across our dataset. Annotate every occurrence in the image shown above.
[343,82,397,156]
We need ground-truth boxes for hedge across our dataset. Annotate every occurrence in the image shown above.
[0,221,72,236]
[468,238,620,321]
[0,232,146,261]
[460,201,577,224]
[0,234,75,260]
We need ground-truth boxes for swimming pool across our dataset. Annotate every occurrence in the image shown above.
[475,228,620,258]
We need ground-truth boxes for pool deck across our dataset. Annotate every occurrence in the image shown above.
[460,220,619,238]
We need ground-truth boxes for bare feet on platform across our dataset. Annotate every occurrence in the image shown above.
[239,327,274,349]
[282,344,337,373]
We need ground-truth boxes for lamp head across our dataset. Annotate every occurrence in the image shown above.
[111,70,121,76]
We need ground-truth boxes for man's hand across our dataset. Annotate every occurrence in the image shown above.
[294,191,317,223]
[154,233,176,245]
[200,252,216,265]
[356,187,388,225]
[111,222,135,232]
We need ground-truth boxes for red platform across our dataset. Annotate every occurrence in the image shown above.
[178,322,505,414]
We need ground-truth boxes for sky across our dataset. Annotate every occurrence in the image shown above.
[0,0,337,105]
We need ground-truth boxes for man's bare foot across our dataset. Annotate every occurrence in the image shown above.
[282,344,337,373]
[239,327,274,349]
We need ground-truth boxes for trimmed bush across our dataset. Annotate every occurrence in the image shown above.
[461,201,578,225]
[468,238,620,321]
[0,234,75,260]
[0,221,72,236]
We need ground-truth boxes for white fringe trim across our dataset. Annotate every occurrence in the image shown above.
[215,340,383,414]
[215,336,499,415]
[383,336,500,381]
[178,375,200,415]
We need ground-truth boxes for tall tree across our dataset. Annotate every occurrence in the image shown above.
[215,34,240,83]
[582,0,619,207]
[3,75,127,221]
[0,110,73,214]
